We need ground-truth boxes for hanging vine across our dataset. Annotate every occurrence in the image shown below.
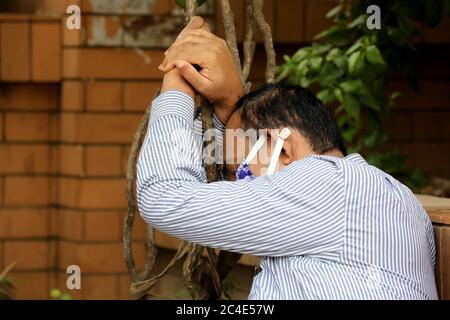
[123,0,275,300]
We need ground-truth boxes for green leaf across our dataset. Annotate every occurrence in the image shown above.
[314,25,340,40]
[276,66,291,82]
[348,51,361,73]
[50,288,62,299]
[387,27,407,46]
[343,93,360,119]
[310,57,323,70]
[340,79,364,93]
[345,39,363,55]
[342,126,359,142]
[333,56,347,69]
[292,48,310,63]
[366,45,385,65]
[317,89,332,104]
[326,4,342,18]
[326,48,341,61]
[333,88,344,103]
[296,59,309,76]
[390,91,402,100]
[348,15,366,28]
[283,55,291,63]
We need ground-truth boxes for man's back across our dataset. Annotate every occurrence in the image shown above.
[248,153,438,300]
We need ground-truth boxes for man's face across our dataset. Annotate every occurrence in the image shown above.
[222,112,290,181]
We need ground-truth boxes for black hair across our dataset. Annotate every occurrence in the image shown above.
[234,83,347,156]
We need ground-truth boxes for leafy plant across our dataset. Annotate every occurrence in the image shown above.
[0,262,17,300]
[277,0,449,188]
[50,288,72,300]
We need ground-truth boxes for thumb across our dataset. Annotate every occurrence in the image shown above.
[177,16,204,40]
[175,60,210,93]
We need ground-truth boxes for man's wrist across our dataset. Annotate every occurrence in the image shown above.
[161,70,195,99]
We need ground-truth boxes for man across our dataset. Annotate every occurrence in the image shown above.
[137,17,438,299]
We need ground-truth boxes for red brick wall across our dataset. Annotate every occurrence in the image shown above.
[0,0,449,300]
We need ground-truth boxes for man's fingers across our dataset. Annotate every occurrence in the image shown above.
[175,60,211,93]
[160,42,209,72]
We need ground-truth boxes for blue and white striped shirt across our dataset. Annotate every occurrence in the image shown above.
[137,91,438,300]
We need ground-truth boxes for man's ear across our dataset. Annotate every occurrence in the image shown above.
[280,138,296,166]
[281,129,316,163]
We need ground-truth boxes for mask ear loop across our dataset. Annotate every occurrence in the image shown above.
[266,128,291,175]
[244,134,266,164]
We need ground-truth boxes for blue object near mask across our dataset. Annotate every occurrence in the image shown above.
[235,128,291,181]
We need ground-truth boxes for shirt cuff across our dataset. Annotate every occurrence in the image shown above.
[150,90,195,127]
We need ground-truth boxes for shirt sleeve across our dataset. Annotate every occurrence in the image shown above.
[137,90,346,257]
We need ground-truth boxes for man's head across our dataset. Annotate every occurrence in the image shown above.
[223,83,347,180]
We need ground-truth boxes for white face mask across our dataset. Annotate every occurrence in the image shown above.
[235,128,291,181]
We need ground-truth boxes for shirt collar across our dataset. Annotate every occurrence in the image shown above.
[345,153,369,166]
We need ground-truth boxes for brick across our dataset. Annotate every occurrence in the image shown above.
[415,47,450,80]
[413,112,450,140]
[305,0,337,41]
[58,241,77,271]
[423,16,450,44]
[118,274,132,299]
[395,142,450,174]
[86,81,122,111]
[0,144,50,174]
[0,176,3,205]
[31,22,61,81]
[58,178,127,209]
[59,113,141,143]
[384,111,413,142]
[122,146,131,175]
[69,243,146,273]
[123,15,186,48]
[86,15,123,46]
[81,0,168,15]
[62,81,84,111]
[4,241,50,270]
[0,22,30,81]
[5,113,51,142]
[275,0,305,43]
[62,16,84,46]
[124,81,159,111]
[57,210,84,241]
[0,113,3,142]
[0,83,58,110]
[390,81,450,110]
[4,177,50,206]
[85,211,121,241]
[86,146,122,176]
[80,275,118,299]
[56,145,85,176]
[8,272,50,300]
[63,48,165,79]
[37,0,81,13]
[155,230,182,252]
[0,208,49,238]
